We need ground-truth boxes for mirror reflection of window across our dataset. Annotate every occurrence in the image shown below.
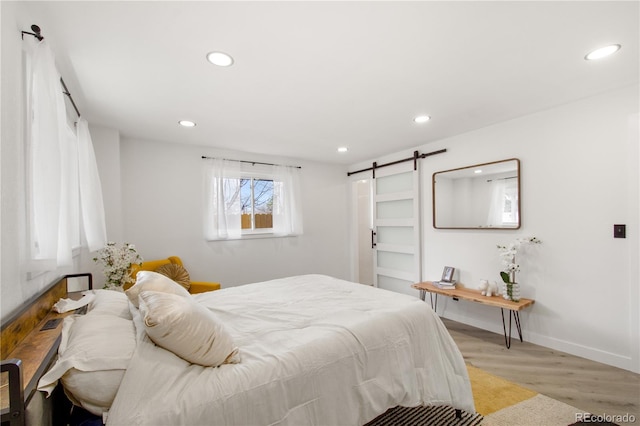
[502,180,518,225]
[487,177,519,227]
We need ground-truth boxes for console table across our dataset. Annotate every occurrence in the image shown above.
[412,281,535,348]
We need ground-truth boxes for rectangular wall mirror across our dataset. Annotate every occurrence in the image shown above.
[433,158,520,229]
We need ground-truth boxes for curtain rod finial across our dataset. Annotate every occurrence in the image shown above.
[22,24,43,41]
[31,24,43,40]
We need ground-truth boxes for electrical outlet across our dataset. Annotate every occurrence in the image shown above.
[614,224,626,238]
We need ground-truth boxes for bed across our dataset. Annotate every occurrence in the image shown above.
[37,273,474,425]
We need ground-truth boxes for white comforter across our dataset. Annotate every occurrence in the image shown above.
[106,275,474,426]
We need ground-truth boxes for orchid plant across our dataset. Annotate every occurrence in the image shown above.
[497,236,541,301]
[93,242,143,290]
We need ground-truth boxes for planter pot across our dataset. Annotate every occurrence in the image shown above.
[503,282,520,302]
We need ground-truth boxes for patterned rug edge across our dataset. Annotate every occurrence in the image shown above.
[365,404,483,426]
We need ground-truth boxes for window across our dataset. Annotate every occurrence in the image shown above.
[501,181,519,225]
[487,178,519,227]
[203,158,303,240]
[241,179,274,232]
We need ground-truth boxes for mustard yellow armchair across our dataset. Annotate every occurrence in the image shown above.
[126,256,221,294]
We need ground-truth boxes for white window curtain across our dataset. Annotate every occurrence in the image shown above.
[30,40,73,265]
[65,124,80,252]
[486,179,519,227]
[203,158,242,240]
[77,117,108,251]
[203,158,303,240]
[272,165,303,236]
[28,41,107,266]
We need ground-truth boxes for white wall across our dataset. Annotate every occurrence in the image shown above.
[114,137,351,288]
[349,85,640,373]
[90,125,123,243]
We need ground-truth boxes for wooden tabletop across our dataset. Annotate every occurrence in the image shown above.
[412,281,534,311]
[1,292,83,411]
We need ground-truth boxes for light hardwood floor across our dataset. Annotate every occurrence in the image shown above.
[442,318,640,421]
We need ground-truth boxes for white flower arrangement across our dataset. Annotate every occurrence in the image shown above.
[497,236,541,286]
[93,242,143,290]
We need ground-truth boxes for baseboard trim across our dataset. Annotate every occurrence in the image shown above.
[441,312,638,373]
[526,332,635,373]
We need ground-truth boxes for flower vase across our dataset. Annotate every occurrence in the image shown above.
[503,282,520,302]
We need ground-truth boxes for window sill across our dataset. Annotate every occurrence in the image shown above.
[207,233,299,242]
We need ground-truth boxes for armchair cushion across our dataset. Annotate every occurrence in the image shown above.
[154,263,191,291]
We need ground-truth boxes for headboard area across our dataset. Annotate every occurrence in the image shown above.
[1,273,92,426]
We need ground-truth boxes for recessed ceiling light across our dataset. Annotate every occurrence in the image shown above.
[206,51,234,67]
[474,169,483,174]
[178,120,196,128]
[585,44,621,61]
[413,115,431,123]
[337,147,349,153]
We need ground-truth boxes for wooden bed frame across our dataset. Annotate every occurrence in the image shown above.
[1,273,92,426]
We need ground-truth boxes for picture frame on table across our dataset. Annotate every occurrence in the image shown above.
[441,266,455,283]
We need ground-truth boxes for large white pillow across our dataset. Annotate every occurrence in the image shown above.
[37,314,136,416]
[61,369,125,416]
[88,289,132,319]
[138,290,240,367]
[125,270,190,308]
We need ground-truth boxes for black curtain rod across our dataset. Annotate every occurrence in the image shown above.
[60,77,81,118]
[347,148,447,177]
[22,24,81,118]
[201,156,302,169]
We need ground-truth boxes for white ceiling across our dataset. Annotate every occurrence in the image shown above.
[24,1,639,165]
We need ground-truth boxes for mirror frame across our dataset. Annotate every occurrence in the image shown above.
[432,158,521,230]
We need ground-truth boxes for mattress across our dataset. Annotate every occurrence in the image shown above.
[105,274,474,425]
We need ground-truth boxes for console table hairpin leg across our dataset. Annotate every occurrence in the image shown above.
[415,286,532,349]
[501,308,523,349]
[418,289,440,312]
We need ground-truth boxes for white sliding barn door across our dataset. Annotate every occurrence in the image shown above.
[373,161,421,293]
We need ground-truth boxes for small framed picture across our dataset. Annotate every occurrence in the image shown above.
[441,266,455,283]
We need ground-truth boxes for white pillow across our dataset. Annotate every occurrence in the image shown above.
[37,314,136,416]
[61,369,125,416]
[125,270,190,308]
[138,290,240,367]
[88,289,132,319]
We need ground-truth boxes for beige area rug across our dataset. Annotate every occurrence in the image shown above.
[468,365,590,425]
[467,365,538,415]
[482,393,588,426]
